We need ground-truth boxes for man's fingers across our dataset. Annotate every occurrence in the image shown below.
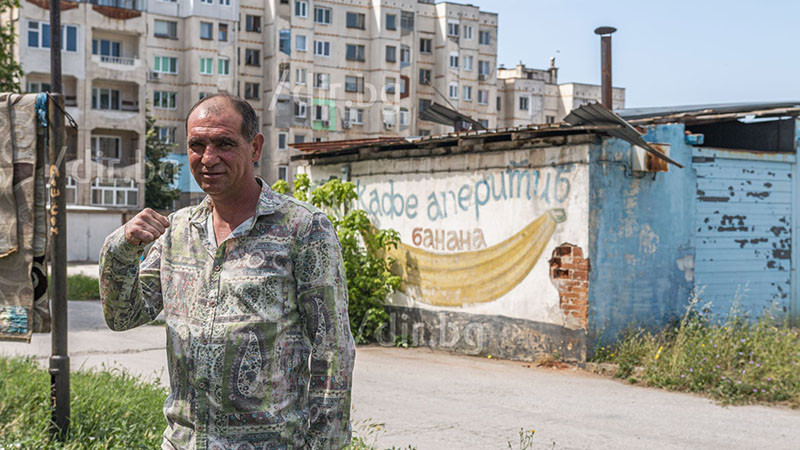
[144,208,170,229]
[129,229,155,245]
[137,221,164,239]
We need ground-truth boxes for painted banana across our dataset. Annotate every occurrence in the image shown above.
[388,209,566,306]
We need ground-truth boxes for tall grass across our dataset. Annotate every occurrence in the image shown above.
[593,300,800,406]
[0,357,166,449]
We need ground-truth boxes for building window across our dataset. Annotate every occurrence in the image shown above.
[449,52,459,69]
[278,165,289,182]
[314,72,330,89]
[200,0,212,4]
[294,101,307,118]
[200,22,213,40]
[463,85,472,101]
[497,96,501,111]
[314,6,331,24]
[478,60,490,76]
[346,12,366,29]
[386,13,396,30]
[92,39,120,58]
[91,178,138,207]
[479,30,491,45]
[399,108,409,127]
[245,49,261,66]
[28,22,77,51]
[384,77,396,95]
[154,91,178,109]
[463,55,473,71]
[519,96,529,111]
[385,45,396,63]
[313,104,329,122]
[295,0,307,17]
[477,89,488,105]
[314,40,330,56]
[218,23,228,41]
[546,115,556,124]
[383,108,396,128]
[400,11,414,30]
[91,88,120,110]
[154,20,178,39]
[296,34,307,51]
[344,107,364,125]
[277,132,288,150]
[245,15,261,32]
[463,25,473,40]
[345,75,364,93]
[91,136,121,161]
[155,126,177,144]
[295,68,307,84]
[448,83,458,99]
[479,119,488,128]
[26,82,51,93]
[199,92,210,100]
[346,44,365,61]
[154,56,178,74]
[400,45,410,66]
[244,82,260,100]
[219,0,230,5]
[218,57,230,75]
[294,134,305,144]
[419,69,431,85]
[200,57,213,75]
[278,29,291,55]
[419,98,432,113]
[400,75,409,98]
[419,38,431,54]
[447,20,459,37]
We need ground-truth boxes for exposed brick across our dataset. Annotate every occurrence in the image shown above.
[549,243,590,331]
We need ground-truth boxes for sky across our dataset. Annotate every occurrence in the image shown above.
[466,0,799,108]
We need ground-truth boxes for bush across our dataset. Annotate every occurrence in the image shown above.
[54,275,100,301]
[593,301,800,406]
[273,175,401,344]
[0,357,167,449]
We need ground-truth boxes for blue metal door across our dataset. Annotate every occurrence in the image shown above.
[693,149,794,318]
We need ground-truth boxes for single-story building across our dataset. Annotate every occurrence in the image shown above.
[291,102,800,362]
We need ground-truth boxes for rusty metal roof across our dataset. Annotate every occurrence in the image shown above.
[290,137,406,155]
[565,103,684,168]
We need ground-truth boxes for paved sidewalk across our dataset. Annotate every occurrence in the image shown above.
[1,301,798,449]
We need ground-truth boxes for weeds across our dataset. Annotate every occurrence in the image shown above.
[63,275,100,301]
[593,299,800,406]
[0,357,166,449]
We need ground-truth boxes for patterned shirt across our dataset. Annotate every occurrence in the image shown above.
[99,180,355,450]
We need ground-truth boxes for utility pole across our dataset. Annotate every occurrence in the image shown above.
[48,0,69,440]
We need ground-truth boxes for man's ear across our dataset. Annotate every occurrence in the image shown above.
[251,133,264,162]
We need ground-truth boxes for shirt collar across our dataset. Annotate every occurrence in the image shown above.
[189,177,283,227]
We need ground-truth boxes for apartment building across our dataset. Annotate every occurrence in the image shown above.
[496,60,625,128]
[16,0,149,209]
[261,0,499,187]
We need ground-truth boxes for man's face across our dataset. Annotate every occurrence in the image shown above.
[186,98,263,197]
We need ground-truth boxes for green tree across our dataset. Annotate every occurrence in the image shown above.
[144,111,180,210]
[273,174,401,343]
[0,0,23,93]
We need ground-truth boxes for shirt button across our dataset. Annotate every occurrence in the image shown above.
[198,381,207,390]
[208,300,216,307]
[213,265,221,272]
[201,338,209,345]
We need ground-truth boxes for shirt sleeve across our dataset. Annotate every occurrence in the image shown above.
[295,212,356,449]
[99,225,164,331]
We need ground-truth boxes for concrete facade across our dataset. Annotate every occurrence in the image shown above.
[496,62,625,128]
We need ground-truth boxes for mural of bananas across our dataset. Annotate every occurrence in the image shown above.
[388,209,567,306]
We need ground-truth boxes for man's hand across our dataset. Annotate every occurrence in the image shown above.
[124,208,170,246]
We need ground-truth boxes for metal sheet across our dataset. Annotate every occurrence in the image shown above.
[564,103,684,168]
[693,150,793,316]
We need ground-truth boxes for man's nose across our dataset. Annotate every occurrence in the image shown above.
[201,145,221,166]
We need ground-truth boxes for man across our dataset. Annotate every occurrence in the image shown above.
[99,94,355,449]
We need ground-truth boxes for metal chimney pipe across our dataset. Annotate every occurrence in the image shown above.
[594,26,617,109]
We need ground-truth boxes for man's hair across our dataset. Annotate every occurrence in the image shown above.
[185,93,259,142]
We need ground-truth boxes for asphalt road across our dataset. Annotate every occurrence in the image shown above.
[1,301,798,449]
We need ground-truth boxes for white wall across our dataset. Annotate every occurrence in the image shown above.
[299,143,591,328]
[67,207,126,262]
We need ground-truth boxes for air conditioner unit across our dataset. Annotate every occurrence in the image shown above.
[478,74,486,81]
[320,120,330,128]
[342,120,351,129]
[149,71,160,81]
[384,122,394,129]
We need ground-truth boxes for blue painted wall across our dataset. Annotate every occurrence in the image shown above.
[167,153,203,195]
[588,124,696,348]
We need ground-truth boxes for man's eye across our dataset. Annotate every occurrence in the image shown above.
[190,144,204,152]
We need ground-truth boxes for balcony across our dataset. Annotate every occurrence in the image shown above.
[90,129,140,168]
[90,31,142,75]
